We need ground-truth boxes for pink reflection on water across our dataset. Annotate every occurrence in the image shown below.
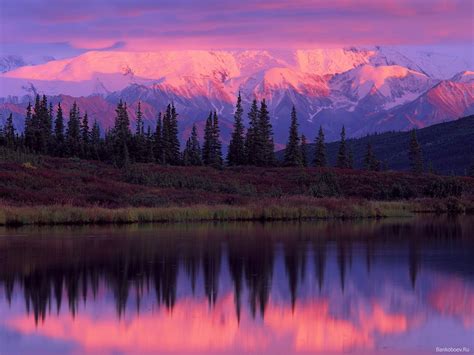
[4,293,416,354]
[428,276,474,328]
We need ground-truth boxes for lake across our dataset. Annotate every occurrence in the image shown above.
[0,216,473,354]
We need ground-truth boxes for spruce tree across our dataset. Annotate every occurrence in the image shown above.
[300,134,308,167]
[162,106,170,163]
[122,141,131,171]
[24,102,34,151]
[408,129,423,174]
[111,100,132,167]
[154,113,163,164]
[183,124,202,166]
[202,112,213,166]
[31,94,42,152]
[46,101,55,154]
[244,99,259,165]
[336,126,349,168]
[168,104,181,165]
[257,99,274,166]
[90,120,101,160]
[46,102,54,153]
[81,112,90,158]
[54,103,65,156]
[212,111,223,169]
[202,111,222,168]
[284,105,302,166]
[133,101,146,162]
[364,143,374,170]
[162,104,180,165]
[227,92,246,166]
[66,102,82,157]
[145,126,155,163]
[39,95,51,153]
[32,95,40,149]
[135,101,144,137]
[348,145,354,169]
[4,113,15,148]
[190,124,203,166]
[183,138,193,166]
[0,124,4,147]
[313,126,327,167]
[33,95,52,154]
[364,143,380,171]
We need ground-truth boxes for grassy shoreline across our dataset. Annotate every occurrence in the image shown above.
[1,198,470,226]
[1,153,472,227]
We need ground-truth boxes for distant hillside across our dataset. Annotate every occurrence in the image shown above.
[277,115,474,175]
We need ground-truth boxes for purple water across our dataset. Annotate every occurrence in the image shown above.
[0,217,473,354]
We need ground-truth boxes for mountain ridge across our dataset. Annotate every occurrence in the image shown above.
[0,46,472,143]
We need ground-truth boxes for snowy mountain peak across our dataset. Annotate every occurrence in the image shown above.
[330,65,434,110]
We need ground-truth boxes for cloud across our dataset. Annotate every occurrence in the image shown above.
[69,40,126,51]
[0,0,472,56]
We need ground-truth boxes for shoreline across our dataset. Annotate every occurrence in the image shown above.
[0,199,470,227]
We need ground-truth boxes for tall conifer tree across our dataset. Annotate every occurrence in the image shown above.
[284,106,302,166]
[90,120,101,160]
[24,102,34,150]
[81,112,90,158]
[183,124,202,166]
[257,99,274,166]
[227,92,246,166]
[244,99,259,165]
[111,100,131,167]
[300,134,308,167]
[4,113,15,148]
[169,104,181,165]
[154,113,163,164]
[408,129,423,174]
[39,95,51,154]
[202,112,213,166]
[162,104,180,165]
[212,111,223,169]
[0,124,4,147]
[144,126,155,163]
[347,145,354,169]
[313,126,327,167]
[133,101,146,162]
[54,103,65,156]
[135,101,144,136]
[202,111,222,168]
[364,143,380,171]
[66,102,82,157]
[46,101,54,153]
[336,126,349,168]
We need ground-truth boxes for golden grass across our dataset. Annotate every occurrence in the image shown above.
[0,201,419,226]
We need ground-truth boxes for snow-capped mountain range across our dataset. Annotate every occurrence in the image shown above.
[0,47,472,144]
[0,54,56,73]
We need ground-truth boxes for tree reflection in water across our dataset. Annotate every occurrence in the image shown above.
[0,216,473,354]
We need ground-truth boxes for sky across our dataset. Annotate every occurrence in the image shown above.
[0,0,473,59]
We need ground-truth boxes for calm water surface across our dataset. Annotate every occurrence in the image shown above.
[0,217,473,354]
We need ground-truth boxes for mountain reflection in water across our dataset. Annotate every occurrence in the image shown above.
[0,217,473,354]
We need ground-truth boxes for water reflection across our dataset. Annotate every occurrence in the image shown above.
[0,217,473,354]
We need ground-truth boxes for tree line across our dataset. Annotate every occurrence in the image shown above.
[1,93,427,174]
